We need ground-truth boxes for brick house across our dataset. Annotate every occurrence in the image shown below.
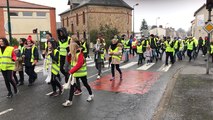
[0,0,57,41]
[59,0,133,41]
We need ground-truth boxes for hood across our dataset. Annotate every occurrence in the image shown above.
[57,27,68,42]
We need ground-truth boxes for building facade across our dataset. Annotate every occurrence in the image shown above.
[0,0,56,41]
[60,0,132,41]
[192,4,213,40]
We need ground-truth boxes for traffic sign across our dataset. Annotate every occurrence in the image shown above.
[203,22,213,33]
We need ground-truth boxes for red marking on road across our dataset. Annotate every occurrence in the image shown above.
[90,70,161,95]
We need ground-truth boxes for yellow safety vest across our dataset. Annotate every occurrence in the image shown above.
[137,45,143,53]
[18,45,24,54]
[71,53,87,77]
[45,42,47,50]
[109,47,121,61]
[165,41,174,52]
[124,40,130,49]
[211,45,213,54]
[174,40,179,50]
[46,49,60,75]
[187,41,194,50]
[132,41,137,47]
[24,45,36,63]
[59,37,70,56]
[0,46,15,71]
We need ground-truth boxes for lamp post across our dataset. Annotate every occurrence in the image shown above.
[156,17,160,36]
[133,3,139,37]
[6,0,12,45]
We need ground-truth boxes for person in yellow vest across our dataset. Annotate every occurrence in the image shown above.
[132,38,137,56]
[62,42,94,107]
[22,35,39,86]
[173,37,181,61]
[137,42,143,65]
[187,37,195,62]
[108,38,123,81]
[81,38,89,58]
[13,38,26,86]
[0,38,18,98]
[164,36,175,65]
[46,40,63,97]
[123,35,131,62]
[93,38,105,79]
[210,41,213,63]
[57,28,70,83]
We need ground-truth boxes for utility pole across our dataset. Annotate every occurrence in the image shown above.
[206,0,212,74]
[6,0,12,45]
[133,3,139,37]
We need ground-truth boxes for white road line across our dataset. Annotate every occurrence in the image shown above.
[120,62,138,69]
[35,66,43,73]
[157,64,172,72]
[86,61,94,64]
[87,61,109,67]
[137,63,155,70]
[0,108,13,116]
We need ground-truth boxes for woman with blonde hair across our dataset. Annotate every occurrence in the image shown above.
[108,38,123,81]
[62,42,94,107]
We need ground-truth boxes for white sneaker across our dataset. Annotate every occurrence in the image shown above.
[86,94,94,102]
[62,100,72,107]
[97,75,100,79]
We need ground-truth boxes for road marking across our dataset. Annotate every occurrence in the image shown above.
[86,61,94,64]
[137,63,155,70]
[87,61,109,67]
[157,64,172,72]
[120,62,138,69]
[0,108,13,116]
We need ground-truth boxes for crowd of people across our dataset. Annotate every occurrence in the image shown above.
[0,27,212,107]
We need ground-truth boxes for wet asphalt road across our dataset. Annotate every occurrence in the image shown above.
[0,55,191,120]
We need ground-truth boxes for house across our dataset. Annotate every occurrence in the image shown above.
[59,0,133,41]
[0,0,57,41]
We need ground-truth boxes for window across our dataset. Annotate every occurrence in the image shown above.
[77,32,79,39]
[36,12,46,16]
[76,13,79,25]
[10,12,18,16]
[83,31,86,39]
[83,12,85,25]
[67,17,69,27]
[71,24,74,33]
[23,12,33,16]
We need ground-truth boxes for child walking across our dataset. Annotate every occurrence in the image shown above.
[137,42,143,65]
[144,45,152,65]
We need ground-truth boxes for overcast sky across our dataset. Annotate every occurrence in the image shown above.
[21,0,206,32]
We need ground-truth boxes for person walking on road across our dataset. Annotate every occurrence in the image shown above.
[137,41,143,65]
[93,38,105,79]
[0,38,18,98]
[108,38,123,81]
[164,37,175,65]
[22,36,39,86]
[46,40,63,97]
[62,42,94,107]
[81,38,89,58]
[187,37,195,62]
[144,45,152,65]
[123,35,131,62]
[57,28,70,83]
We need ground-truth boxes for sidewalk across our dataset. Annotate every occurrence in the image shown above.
[157,62,213,119]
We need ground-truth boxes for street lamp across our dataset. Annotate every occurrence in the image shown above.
[6,0,12,45]
[156,17,160,35]
[133,3,139,37]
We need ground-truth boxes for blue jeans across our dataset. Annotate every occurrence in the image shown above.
[124,49,129,62]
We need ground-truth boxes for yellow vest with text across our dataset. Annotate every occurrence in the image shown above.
[0,46,15,71]
[71,53,87,77]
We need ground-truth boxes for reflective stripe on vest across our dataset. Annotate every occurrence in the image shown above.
[59,38,69,56]
[31,46,36,63]
[124,40,130,49]
[71,53,87,77]
[187,41,194,50]
[110,47,121,61]
[82,42,87,53]
[0,46,15,71]
[137,45,143,53]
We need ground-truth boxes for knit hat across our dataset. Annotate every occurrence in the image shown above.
[27,35,33,43]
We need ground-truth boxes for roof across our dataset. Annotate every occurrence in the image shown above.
[194,4,206,16]
[0,0,55,9]
[60,0,133,15]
